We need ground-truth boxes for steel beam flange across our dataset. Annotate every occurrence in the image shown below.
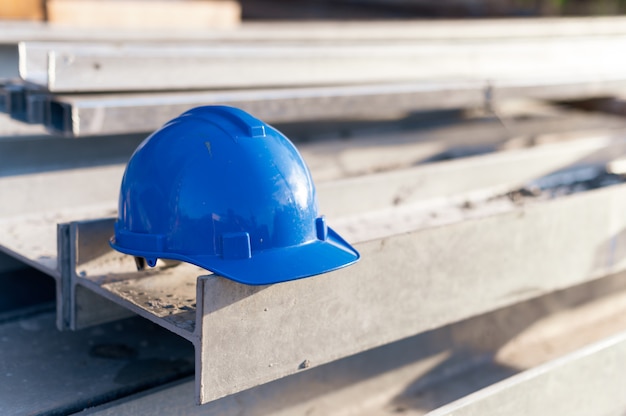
[56,180,626,404]
[58,220,136,331]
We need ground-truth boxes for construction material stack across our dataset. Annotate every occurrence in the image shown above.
[3,14,626,416]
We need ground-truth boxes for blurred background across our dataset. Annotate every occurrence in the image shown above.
[7,0,626,21]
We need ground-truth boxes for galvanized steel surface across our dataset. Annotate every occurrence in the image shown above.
[4,17,626,411]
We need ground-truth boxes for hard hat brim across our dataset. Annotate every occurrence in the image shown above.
[110,227,359,286]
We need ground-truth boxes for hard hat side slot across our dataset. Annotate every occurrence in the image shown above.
[221,232,252,260]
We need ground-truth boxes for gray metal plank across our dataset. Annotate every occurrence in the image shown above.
[8,18,626,92]
[53,134,594,328]
[63,180,626,403]
[57,222,134,331]
[317,134,615,219]
[43,77,626,136]
[493,75,626,102]
[45,82,484,136]
[195,182,626,402]
[19,36,626,92]
[426,329,626,416]
[81,271,626,415]
[0,131,621,323]
[0,133,145,177]
[7,17,626,44]
[3,118,626,403]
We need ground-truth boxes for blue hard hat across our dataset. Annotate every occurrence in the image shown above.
[110,106,359,285]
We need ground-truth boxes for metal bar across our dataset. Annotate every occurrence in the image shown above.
[45,82,485,136]
[8,17,624,88]
[7,17,626,44]
[55,221,133,331]
[19,36,626,92]
[298,114,626,182]
[195,182,626,402]
[1,128,618,265]
[318,134,616,219]
[0,133,144,176]
[44,77,626,137]
[58,179,626,403]
[0,123,613,311]
[67,219,200,335]
[25,41,471,91]
[44,74,626,137]
[0,129,622,277]
[2,126,626,402]
[62,176,626,403]
[427,330,626,416]
[493,75,626,102]
[80,272,626,415]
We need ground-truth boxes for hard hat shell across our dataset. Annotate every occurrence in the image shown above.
[110,106,359,285]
